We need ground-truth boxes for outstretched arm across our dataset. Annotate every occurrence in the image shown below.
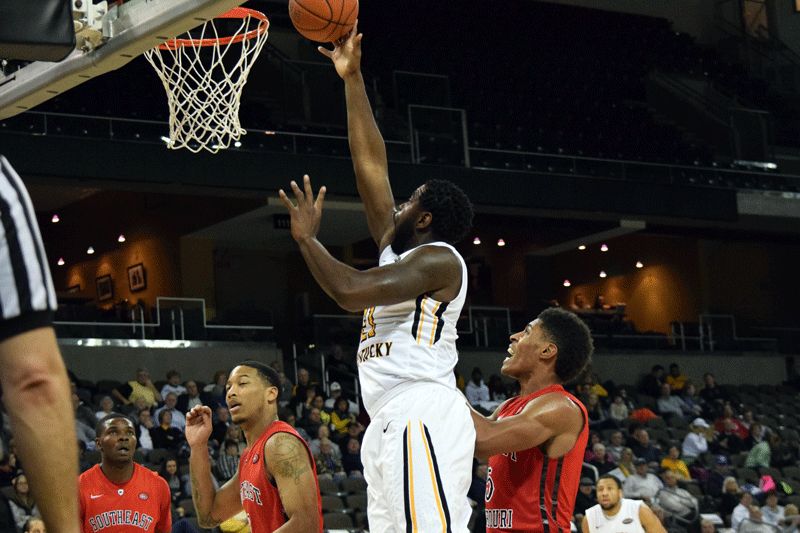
[319,22,395,249]
[266,432,321,533]
[470,392,584,462]
[280,176,461,312]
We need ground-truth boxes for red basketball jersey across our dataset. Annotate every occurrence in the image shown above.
[238,420,323,533]
[79,463,172,533]
[485,384,589,533]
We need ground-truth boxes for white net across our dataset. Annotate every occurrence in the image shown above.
[144,9,269,153]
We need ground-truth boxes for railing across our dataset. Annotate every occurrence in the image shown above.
[698,314,778,352]
[54,296,273,341]
[3,110,800,193]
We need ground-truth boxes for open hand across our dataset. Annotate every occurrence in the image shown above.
[317,20,362,79]
[279,175,327,243]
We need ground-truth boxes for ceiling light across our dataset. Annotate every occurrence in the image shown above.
[636,261,643,268]
[601,244,608,252]
[497,239,505,246]
[473,237,481,245]
[578,245,586,250]
[563,280,571,287]
[234,141,242,148]
[57,258,64,266]
[87,247,94,254]
[51,215,59,223]
[118,235,126,243]
[599,271,607,278]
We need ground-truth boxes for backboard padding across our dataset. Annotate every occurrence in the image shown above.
[0,0,248,120]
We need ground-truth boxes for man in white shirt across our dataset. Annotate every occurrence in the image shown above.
[160,369,187,399]
[732,492,757,530]
[152,392,186,432]
[658,470,697,519]
[583,475,668,533]
[761,492,786,526]
[323,382,359,417]
[683,418,710,459]
[657,383,685,419]
[623,458,663,505]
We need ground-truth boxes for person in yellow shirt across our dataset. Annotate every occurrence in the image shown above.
[661,445,691,481]
[665,363,689,392]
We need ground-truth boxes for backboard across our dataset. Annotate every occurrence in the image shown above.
[0,0,248,120]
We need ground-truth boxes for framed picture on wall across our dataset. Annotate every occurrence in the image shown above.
[95,275,113,302]
[127,263,146,292]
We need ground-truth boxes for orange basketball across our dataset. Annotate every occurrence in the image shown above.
[288,0,358,43]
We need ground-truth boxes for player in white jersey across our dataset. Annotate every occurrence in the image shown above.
[584,475,668,533]
[280,22,475,533]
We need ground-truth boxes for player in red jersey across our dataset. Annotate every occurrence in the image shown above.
[186,360,322,532]
[470,307,595,533]
[79,414,172,533]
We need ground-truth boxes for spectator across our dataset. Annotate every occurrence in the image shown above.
[71,392,95,430]
[175,381,205,413]
[640,365,665,398]
[593,295,611,310]
[340,437,364,478]
[715,403,748,454]
[745,431,780,469]
[782,504,799,533]
[290,368,316,411]
[680,384,704,417]
[699,373,728,416]
[744,422,767,450]
[487,375,508,403]
[224,424,247,456]
[701,519,716,533]
[682,418,710,463]
[314,438,346,486]
[607,431,626,463]
[329,398,356,443]
[203,370,228,407]
[210,405,232,448]
[465,367,491,408]
[295,386,318,421]
[589,443,616,475]
[309,425,339,458]
[77,440,91,474]
[94,396,115,422]
[134,408,155,453]
[149,410,184,454]
[276,372,294,408]
[704,455,731,497]
[215,440,240,482]
[665,363,689,392]
[323,382,359,417]
[761,492,785,527]
[8,475,40,532]
[585,393,615,431]
[573,477,598,522]
[609,396,629,424]
[277,408,311,444]
[311,395,331,427]
[570,294,589,312]
[720,476,742,518]
[732,492,755,530]
[112,368,163,407]
[631,428,664,465]
[160,370,187,399]
[326,344,356,387]
[467,461,488,533]
[298,407,324,441]
[152,393,186,432]
[658,469,698,520]
[157,458,187,507]
[608,448,636,482]
[657,383,685,420]
[623,458,663,504]
[661,446,691,482]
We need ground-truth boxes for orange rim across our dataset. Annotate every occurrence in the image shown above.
[157,7,268,50]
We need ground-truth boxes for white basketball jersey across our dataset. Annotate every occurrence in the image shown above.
[357,242,467,415]
[586,498,646,533]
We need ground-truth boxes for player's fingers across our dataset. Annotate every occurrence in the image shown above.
[279,189,295,209]
[318,45,333,59]
[303,174,314,197]
[289,180,304,201]
[315,185,327,209]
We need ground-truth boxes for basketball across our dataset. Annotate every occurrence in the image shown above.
[288,0,359,43]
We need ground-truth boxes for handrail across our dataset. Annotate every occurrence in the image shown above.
[698,314,778,352]
[54,296,273,341]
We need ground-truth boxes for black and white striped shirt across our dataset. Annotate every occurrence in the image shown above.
[0,155,57,341]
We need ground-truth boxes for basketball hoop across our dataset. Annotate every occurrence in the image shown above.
[144,7,269,153]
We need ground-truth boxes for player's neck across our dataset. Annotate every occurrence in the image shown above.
[240,411,280,446]
[601,501,622,517]
[100,460,135,484]
[518,371,561,398]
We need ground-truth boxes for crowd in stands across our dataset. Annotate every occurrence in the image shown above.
[3,351,800,532]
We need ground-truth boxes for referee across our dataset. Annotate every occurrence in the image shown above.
[0,155,80,533]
